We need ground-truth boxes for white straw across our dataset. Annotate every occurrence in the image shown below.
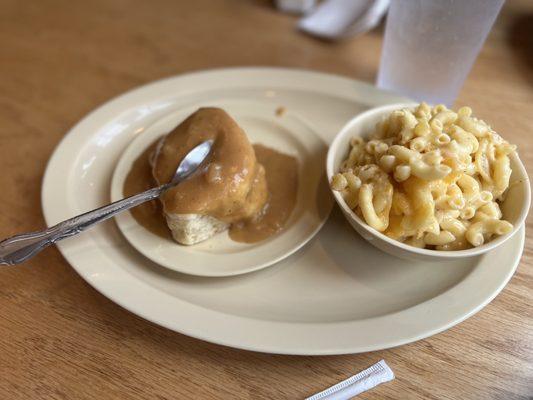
[306,360,394,400]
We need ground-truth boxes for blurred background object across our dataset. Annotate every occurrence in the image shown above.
[278,0,506,106]
[298,0,389,40]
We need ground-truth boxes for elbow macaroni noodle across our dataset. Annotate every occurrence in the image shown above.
[331,103,516,250]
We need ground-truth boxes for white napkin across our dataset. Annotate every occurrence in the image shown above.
[306,360,394,400]
[298,0,390,40]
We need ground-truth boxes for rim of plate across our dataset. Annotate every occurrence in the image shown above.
[41,67,525,355]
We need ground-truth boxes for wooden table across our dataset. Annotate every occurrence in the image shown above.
[0,1,531,398]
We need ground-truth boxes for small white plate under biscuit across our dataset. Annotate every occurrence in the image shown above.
[111,100,332,277]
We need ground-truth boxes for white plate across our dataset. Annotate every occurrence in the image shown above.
[42,68,525,355]
[110,101,331,276]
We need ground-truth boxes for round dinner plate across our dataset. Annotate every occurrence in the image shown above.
[42,67,525,355]
[110,101,331,277]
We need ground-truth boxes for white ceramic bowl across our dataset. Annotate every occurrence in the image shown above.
[326,103,531,261]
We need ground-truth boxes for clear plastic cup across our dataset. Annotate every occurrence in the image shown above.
[377,0,504,106]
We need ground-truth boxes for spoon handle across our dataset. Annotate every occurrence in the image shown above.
[0,185,168,266]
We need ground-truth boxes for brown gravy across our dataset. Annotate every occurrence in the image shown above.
[153,108,268,223]
[123,142,298,244]
[123,141,172,239]
[229,144,298,243]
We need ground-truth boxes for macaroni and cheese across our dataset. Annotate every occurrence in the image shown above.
[331,103,516,250]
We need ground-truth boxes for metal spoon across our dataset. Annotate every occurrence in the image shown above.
[0,140,214,266]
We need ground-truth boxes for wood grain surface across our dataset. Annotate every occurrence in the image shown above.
[0,0,532,399]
